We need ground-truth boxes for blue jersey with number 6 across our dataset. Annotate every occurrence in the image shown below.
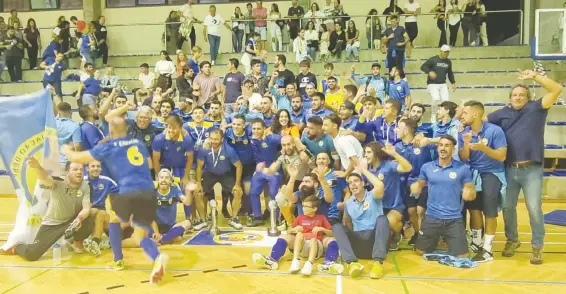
[89,137,155,194]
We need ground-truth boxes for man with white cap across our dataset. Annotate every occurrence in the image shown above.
[420,45,457,122]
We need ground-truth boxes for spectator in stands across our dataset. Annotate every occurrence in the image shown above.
[404,0,421,46]
[94,16,108,66]
[383,0,404,28]
[488,70,563,265]
[188,45,202,74]
[178,0,200,52]
[78,105,105,151]
[246,59,269,95]
[305,21,319,61]
[318,24,330,63]
[420,45,456,119]
[253,1,268,51]
[70,16,86,35]
[155,50,175,90]
[23,18,41,69]
[461,0,479,47]
[79,23,98,69]
[54,21,72,58]
[241,32,260,75]
[177,66,194,101]
[274,54,295,86]
[304,2,323,31]
[447,0,462,47]
[56,102,82,173]
[267,109,300,138]
[415,101,461,159]
[269,4,284,52]
[431,0,448,47]
[42,36,63,61]
[223,58,246,116]
[232,7,246,53]
[40,52,66,104]
[348,63,388,101]
[193,61,222,107]
[288,0,305,41]
[164,11,181,54]
[366,9,382,50]
[4,29,23,82]
[203,5,233,66]
[329,22,346,61]
[345,20,360,62]
[328,0,348,28]
[475,0,488,46]
[76,63,102,110]
[245,2,256,41]
[176,50,188,76]
[293,29,309,63]
[7,9,20,29]
[134,63,156,102]
[101,67,119,93]
[381,15,411,71]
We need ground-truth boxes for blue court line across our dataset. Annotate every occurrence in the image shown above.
[1,264,566,286]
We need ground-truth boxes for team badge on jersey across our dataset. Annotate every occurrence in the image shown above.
[177,146,181,152]
[220,155,225,160]
[413,148,421,155]
[318,141,324,147]
[261,142,268,148]
[481,138,488,145]
[98,184,104,190]
[76,190,83,198]
[243,139,248,144]
[144,135,151,142]
[449,172,457,179]
[363,200,370,210]
[378,173,384,180]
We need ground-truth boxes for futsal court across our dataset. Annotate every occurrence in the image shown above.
[0,197,565,294]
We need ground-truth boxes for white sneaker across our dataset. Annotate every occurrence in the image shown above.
[289,258,301,274]
[300,261,313,276]
[252,253,279,270]
[211,60,215,66]
[150,254,169,284]
[194,220,208,231]
[83,238,101,257]
[229,218,243,230]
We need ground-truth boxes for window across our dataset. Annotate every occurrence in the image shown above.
[138,0,166,5]
[30,0,59,10]
[106,0,239,8]
[2,0,31,12]
[106,0,136,7]
[60,0,83,9]
[1,0,82,11]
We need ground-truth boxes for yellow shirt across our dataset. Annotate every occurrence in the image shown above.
[325,89,346,111]
[355,103,383,118]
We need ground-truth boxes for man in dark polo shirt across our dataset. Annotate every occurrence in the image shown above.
[381,15,411,71]
[487,70,563,265]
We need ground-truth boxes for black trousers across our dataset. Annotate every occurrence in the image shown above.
[449,22,460,46]
[437,19,448,47]
[98,43,109,65]
[14,217,94,261]
[5,56,22,82]
[178,27,196,50]
[387,49,405,71]
[27,46,39,69]
[405,22,418,43]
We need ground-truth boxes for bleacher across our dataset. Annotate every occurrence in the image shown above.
[0,45,565,198]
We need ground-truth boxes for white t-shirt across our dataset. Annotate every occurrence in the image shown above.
[204,14,225,37]
[248,93,262,112]
[180,4,194,20]
[139,72,156,89]
[333,134,363,171]
[404,2,421,23]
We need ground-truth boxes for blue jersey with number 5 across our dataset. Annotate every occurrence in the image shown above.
[89,137,155,194]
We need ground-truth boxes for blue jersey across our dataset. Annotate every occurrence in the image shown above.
[152,118,168,135]
[83,77,102,96]
[367,160,404,210]
[387,79,411,107]
[323,169,343,221]
[80,122,105,151]
[187,59,199,75]
[458,123,507,173]
[301,133,336,159]
[152,132,195,169]
[224,126,254,165]
[341,117,359,131]
[173,108,193,124]
[155,183,183,226]
[183,121,215,153]
[89,137,154,194]
[42,41,60,60]
[197,142,240,175]
[42,58,66,82]
[370,116,401,145]
[291,109,306,126]
[87,175,118,209]
[251,134,282,165]
[395,142,435,185]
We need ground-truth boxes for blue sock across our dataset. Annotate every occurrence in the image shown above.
[140,236,160,261]
[270,238,287,261]
[324,240,339,262]
[160,226,185,243]
[183,205,192,219]
[108,223,123,262]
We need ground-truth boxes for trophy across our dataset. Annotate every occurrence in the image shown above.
[207,199,220,236]
[267,200,281,237]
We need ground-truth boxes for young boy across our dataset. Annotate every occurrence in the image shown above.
[252,196,343,276]
[317,63,341,94]
[187,46,202,75]
[241,32,261,75]
[296,60,317,110]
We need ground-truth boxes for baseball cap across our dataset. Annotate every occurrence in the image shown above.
[440,45,451,52]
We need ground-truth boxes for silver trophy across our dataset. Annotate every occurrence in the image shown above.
[267,200,281,237]
[207,199,220,236]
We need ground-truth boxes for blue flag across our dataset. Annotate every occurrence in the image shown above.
[0,89,61,249]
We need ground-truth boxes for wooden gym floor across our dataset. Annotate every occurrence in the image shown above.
[0,197,565,294]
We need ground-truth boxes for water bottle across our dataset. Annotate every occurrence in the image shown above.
[60,239,69,261]
[52,243,62,265]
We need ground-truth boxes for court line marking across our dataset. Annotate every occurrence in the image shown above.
[1,268,50,294]
[392,252,410,294]
[1,264,566,286]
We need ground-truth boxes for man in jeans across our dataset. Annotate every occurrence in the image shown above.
[488,70,563,265]
[203,5,233,66]
[381,15,411,71]
[252,0,268,51]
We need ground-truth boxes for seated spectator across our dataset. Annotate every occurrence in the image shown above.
[319,24,330,63]
[304,2,324,30]
[101,67,119,94]
[155,50,175,90]
[293,29,309,63]
[328,22,346,61]
[345,20,360,61]
[134,63,156,103]
[304,21,319,61]
[7,9,20,29]
[176,50,188,77]
[366,9,382,49]
[267,109,300,138]
[176,66,194,101]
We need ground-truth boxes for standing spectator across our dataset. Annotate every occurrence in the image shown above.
[164,11,181,54]
[193,61,222,107]
[431,0,448,47]
[345,20,360,62]
[420,45,456,118]
[42,36,63,61]
[269,4,284,52]
[223,58,246,116]
[178,0,200,52]
[293,29,309,63]
[8,10,20,29]
[246,59,269,95]
[76,63,102,110]
[487,70,563,265]
[381,15,411,71]
[94,16,108,66]
[232,7,246,53]
[274,54,295,86]
[304,2,323,31]
[54,21,73,58]
[383,0,405,28]
[79,23,98,69]
[176,50,188,76]
[328,22,346,61]
[404,0,421,46]
[475,0,488,46]
[245,3,256,42]
[203,5,233,66]
[318,24,330,63]
[305,21,319,61]
[461,0,479,47]
[253,0,268,51]
[366,9,382,50]
[321,0,335,33]
[70,16,86,35]
[187,45,202,75]
[4,29,24,82]
[328,0,348,29]
[241,32,260,75]
[24,18,41,69]
[288,0,305,41]
[155,50,175,90]
[447,0,462,46]
[40,52,66,104]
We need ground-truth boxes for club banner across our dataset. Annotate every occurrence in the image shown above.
[0,89,60,250]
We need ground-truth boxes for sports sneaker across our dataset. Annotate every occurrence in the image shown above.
[289,258,301,273]
[194,220,208,231]
[471,248,494,263]
[83,238,101,257]
[469,242,483,254]
[408,234,418,246]
[247,218,265,227]
[348,262,364,278]
[530,248,543,265]
[277,220,288,231]
[106,259,125,271]
[502,240,521,257]
[222,209,231,219]
[369,261,384,279]
[229,218,243,230]
[70,241,85,254]
[252,253,279,270]
[300,261,313,276]
[389,233,401,251]
[99,238,111,250]
[150,254,169,284]
[317,261,344,275]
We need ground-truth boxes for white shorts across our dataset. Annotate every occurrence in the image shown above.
[427,84,450,102]
[255,26,267,41]
[299,239,324,259]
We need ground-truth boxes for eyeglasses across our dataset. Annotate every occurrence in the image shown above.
[303,205,314,209]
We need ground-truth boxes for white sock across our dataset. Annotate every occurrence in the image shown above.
[484,234,495,252]
[471,229,483,245]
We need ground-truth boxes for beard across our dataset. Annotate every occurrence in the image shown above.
[299,186,316,200]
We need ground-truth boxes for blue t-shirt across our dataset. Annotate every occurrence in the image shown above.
[225,126,254,165]
[370,116,401,146]
[42,58,67,82]
[345,190,384,232]
[301,133,336,159]
[57,117,82,163]
[80,34,91,53]
[183,121,215,153]
[42,41,60,60]
[304,107,334,122]
[83,77,102,96]
[291,109,306,126]
[388,79,411,107]
[341,117,359,131]
[197,142,240,175]
[151,133,195,169]
[419,160,473,220]
[367,160,404,210]
[245,38,257,56]
[324,169,343,220]
[260,61,268,76]
[251,134,282,165]
[87,175,119,209]
[89,137,155,194]
[156,183,183,226]
[188,59,199,75]
[223,72,246,103]
[80,122,104,151]
[152,118,168,135]
[173,109,193,124]
[395,141,435,185]
[458,123,507,173]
